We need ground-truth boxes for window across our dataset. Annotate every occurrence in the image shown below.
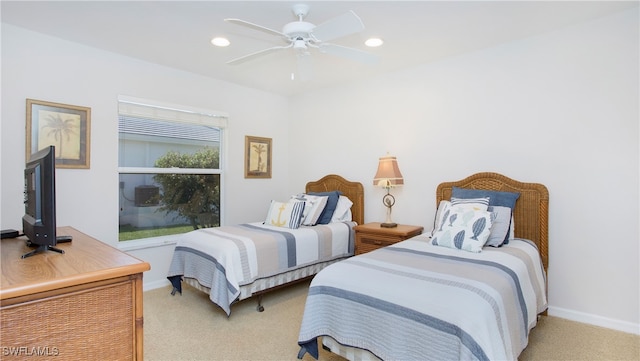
[118,96,227,242]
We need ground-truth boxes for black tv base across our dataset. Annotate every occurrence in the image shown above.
[22,241,65,259]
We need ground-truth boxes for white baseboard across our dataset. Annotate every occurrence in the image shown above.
[548,306,640,335]
[143,279,172,292]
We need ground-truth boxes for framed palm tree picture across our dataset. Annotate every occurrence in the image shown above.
[26,99,91,169]
[245,135,272,178]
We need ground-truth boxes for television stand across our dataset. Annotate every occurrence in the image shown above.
[22,242,65,259]
[2,226,150,360]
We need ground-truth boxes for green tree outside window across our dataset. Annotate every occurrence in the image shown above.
[153,147,220,230]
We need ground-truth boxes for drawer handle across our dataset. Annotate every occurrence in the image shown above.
[373,240,383,245]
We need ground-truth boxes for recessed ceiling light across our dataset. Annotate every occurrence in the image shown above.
[211,37,230,47]
[365,38,383,47]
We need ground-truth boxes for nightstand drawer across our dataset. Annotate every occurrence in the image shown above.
[358,235,398,252]
[360,234,400,248]
[354,223,423,255]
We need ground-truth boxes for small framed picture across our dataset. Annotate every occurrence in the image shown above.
[26,99,91,169]
[245,136,272,178]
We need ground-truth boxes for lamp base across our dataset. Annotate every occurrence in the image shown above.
[380,222,398,228]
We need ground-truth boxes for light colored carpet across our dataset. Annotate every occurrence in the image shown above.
[144,280,639,361]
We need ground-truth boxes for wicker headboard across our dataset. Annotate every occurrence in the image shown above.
[436,172,549,270]
[306,174,364,226]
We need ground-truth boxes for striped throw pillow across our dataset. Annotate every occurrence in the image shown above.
[264,200,306,229]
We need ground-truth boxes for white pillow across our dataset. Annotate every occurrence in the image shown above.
[450,196,490,210]
[292,194,328,226]
[485,206,511,247]
[431,208,493,253]
[509,214,515,241]
[330,196,353,223]
[264,199,305,229]
[342,209,353,223]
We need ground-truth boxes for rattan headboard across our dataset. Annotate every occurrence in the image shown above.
[306,174,364,226]
[436,172,549,270]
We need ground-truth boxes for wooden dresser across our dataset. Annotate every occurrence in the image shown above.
[0,226,150,360]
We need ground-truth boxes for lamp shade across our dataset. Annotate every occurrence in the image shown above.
[373,155,404,187]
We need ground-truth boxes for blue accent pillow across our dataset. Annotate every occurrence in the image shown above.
[451,187,520,244]
[308,191,341,224]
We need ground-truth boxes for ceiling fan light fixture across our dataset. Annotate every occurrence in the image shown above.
[365,37,384,47]
[211,37,230,47]
[293,39,307,49]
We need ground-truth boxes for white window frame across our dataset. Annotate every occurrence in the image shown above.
[117,95,228,251]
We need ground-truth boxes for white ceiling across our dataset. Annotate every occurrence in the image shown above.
[2,1,637,97]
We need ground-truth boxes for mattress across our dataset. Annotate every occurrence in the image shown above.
[167,221,355,315]
[298,235,547,361]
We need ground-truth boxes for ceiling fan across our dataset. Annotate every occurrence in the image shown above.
[224,4,378,78]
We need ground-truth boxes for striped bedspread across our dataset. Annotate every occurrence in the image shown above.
[297,235,547,361]
[167,222,355,315]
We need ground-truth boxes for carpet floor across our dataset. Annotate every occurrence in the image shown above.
[144,280,639,360]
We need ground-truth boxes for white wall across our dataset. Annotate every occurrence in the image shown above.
[289,9,639,334]
[1,24,291,289]
[2,7,638,335]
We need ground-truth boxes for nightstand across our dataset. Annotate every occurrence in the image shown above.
[354,222,424,255]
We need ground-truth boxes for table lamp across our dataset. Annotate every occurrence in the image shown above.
[373,155,404,228]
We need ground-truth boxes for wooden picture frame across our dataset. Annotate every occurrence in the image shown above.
[244,136,272,178]
[26,99,91,169]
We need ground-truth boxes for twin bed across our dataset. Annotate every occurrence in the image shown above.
[298,172,549,361]
[167,174,364,314]
[166,172,549,361]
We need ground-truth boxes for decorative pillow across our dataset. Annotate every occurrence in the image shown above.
[292,194,328,226]
[484,206,511,247]
[451,187,520,244]
[450,196,490,210]
[430,200,450,236]
[431,198,487,236]
[308,191,341,225]
[264,200,305,229]
[431,208,493,253]
[330,196,353,223]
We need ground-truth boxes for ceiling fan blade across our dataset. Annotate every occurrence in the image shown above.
[226,45,291,65]
[311,10,365,42]
[225,18,285,37]
[318,43,378,65]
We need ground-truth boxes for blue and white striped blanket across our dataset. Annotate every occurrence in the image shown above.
[167,222,355,315]
[297,235,547,361]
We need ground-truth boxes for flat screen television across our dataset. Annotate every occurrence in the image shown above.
[22,145,62,258]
